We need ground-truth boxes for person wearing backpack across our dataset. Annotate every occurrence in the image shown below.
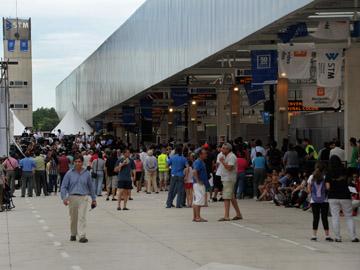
[307,162,333,242]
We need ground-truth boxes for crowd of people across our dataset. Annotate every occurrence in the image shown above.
[0,129,359,243]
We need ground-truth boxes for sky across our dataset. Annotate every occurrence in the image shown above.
[0,0,146,110]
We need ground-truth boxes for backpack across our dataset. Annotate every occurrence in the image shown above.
[311,179,326,203]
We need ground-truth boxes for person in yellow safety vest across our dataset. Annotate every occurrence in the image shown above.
[158,147,169,191]
[303,138,318,160]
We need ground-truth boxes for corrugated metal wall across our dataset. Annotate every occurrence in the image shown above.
[56,0,314,120]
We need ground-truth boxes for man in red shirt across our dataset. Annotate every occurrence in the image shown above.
[58,152,70,188]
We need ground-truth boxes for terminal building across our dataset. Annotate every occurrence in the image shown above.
[56,0,360,158]
[2,18,33,128]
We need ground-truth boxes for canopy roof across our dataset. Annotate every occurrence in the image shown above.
[10,110,26,137]
[53,104,93,135]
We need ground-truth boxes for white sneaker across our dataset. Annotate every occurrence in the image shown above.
[253,196,257,200]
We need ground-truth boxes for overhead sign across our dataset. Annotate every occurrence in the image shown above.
[278,43,314,79]
[189,87,217,100]
[312,21,350,40]
[122,106,136,126]
[278,22,308,43]
[302,85,339,108]
[288,100,319,112]
[2,18,31,40]
[251,50,278,85]
[244,83,265,106]
[171,87,189,107]
[236,76,252,85]
[316,48,343,87]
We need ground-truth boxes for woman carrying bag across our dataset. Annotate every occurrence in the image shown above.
[307,162,333,242]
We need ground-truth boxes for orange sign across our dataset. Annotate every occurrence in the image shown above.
[288,100,319,112]
[316,87,325,96]
[294,51,308,57]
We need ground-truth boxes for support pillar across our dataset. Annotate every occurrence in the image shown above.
[274,78,289,144]
[230,88,241,140]
[344,47,360,160]
[217,89,229,143]
[159,115,168,145]
[188,101,198,144]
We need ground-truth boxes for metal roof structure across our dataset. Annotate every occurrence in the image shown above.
[56,0,359,121]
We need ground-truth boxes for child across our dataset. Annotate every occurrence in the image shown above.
[184,160,193,207]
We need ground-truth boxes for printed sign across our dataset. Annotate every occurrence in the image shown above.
[316,48,343,87]
[302,85,339,108]
[278,43,314,79]
[251,50,278,85]
[312,21,349,40]
[2,18,31,40]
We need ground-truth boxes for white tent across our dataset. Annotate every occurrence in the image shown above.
[10,109,26,137]
[53,104,93,135]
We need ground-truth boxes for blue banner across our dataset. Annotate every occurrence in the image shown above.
[122,106,136,126]
[20,40,29,52]
[352,21,360,37]
[244,83,266,106]
[251,50,278,86]
[261,112,271,125]
[278,22,308,43]
[171,87,189,107]
[7,40,15,52]
[94,121,103,132]
[140,98,153,121]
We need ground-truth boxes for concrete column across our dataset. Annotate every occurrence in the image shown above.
[230,89,241,140]
[188,102,198,144]
[274,78,289,144]
[217,89,229,143]
[188,121,198,144]
[344,47,360,160]
[159,115,168,144]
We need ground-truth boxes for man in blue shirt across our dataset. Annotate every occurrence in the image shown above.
[192,149,208,222]
[166,146,188,208]
[61,154,96,243]
[19,152,36,197]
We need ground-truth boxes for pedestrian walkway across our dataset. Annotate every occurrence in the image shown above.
[1,192,359,270]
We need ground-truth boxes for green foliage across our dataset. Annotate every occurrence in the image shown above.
[33,107,60,131]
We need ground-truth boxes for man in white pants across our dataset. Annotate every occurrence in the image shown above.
[144,150,158,194]
[61,154,97,243]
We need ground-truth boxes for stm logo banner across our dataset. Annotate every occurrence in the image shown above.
[325,53,339,61]
[316,48,343,87]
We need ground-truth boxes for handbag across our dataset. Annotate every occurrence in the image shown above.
[91,159,99,178]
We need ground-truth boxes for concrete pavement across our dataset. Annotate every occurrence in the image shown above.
[1,191,359,270]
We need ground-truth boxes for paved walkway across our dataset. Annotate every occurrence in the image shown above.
[1,192,359,270]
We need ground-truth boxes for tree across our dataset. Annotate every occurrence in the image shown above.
[33,107,60,131]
